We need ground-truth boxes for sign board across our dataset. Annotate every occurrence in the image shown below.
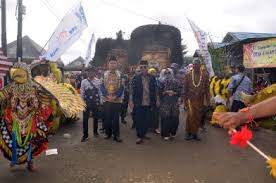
[243,38,276,68]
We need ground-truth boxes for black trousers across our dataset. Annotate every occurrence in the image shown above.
[131,106,137,128]
[149,106,159,130]
[121,102,128,120]
[103,102,121,138]
[135,106,150,138]
[231,100,246,112]
[161,116,179,137]
[83,107,99,138]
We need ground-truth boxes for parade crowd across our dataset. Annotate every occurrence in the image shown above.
[78,56,215,144]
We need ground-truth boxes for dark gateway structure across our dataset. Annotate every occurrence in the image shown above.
[129,24,183,68]
[93,24,183,70]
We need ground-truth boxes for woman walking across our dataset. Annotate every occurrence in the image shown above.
[159,68,181,140]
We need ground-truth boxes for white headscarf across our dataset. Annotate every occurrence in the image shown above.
[159,68,174,82]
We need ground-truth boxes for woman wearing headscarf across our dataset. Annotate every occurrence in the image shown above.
[159,68,181,140]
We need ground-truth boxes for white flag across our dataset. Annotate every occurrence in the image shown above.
[188,19,214,77]
[84,33,95,67]
[41,3,88,61]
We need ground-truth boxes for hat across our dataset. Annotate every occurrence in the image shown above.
[109,56,117,62]
[193,58,201,64]
[148,68,157,75]
[236,64,245,71]
[170,63,179,69]
[140,60,148,65]
[86,66,96,72]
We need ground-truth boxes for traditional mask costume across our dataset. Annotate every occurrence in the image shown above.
[0,63,51,171]
[0,62,85,171]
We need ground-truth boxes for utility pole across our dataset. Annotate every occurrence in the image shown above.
[16,0,23,62]
[1,0,7,56]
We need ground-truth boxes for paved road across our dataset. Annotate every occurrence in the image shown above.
[1,110,276,183]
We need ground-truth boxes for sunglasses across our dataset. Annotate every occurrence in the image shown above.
[164,72,170,75]
[140,65,147,69]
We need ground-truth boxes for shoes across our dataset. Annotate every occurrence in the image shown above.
[136,138,143,144]
[164,137,170,141]
[154,129,161,134]
[104,135,111,140]
[81,137,88,142]
[170,135,176,140]
[200,127,207,132]
[143,136,151,140]
[27,161,37,172]
[113,137,123,143]
[94,133,99,137]
[121,119,127,124]
[99,128,105,133]
[193,134,201,141]
[185,133,193,141]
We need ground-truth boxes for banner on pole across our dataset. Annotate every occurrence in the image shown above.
[188,19,214,77]
[41,3,88,61]
[243,38,276,68]
[84,33,95,67]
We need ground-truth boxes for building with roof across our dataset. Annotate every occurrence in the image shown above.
[208,32,276,82]
[209,32,276,66]
[64,56,85,71]
[6,35,46,64]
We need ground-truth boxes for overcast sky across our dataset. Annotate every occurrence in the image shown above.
[3,0,276,64]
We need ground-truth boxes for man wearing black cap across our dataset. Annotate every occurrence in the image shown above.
[228,64,253,112]
[130,60,157,144]
[100,56,124,142]
[80,67,101,142]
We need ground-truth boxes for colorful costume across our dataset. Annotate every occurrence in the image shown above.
[0,62,85,169]
[0,63,51,166]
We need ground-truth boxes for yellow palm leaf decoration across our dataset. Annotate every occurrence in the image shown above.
[34,76,85,118]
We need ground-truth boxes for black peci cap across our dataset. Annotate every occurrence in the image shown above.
[109,56,118,62]
[139,60,148,65]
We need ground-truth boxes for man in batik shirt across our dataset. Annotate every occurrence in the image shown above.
[101,56,124,143]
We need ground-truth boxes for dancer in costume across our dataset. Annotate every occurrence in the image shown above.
[0,62,52,171]
[0,62,85,171]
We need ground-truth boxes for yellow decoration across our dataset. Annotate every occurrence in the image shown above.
[210,105,228,125]
[209,76,217,97]
[267,158,276,178]
[240,84,276,105]
[34,76,85,118]
[10,68,28,84]
[49,62,62,83]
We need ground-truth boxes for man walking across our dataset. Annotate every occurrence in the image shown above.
[80,67,101,142]
[228,64,253,112]
[130,60,157,144]
[101,56,124,143]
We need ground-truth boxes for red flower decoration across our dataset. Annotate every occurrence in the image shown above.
[230,126,253,148]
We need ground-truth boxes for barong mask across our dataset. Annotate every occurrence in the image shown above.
[10,62,31,84]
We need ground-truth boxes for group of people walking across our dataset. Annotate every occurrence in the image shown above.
[80,56,211,144]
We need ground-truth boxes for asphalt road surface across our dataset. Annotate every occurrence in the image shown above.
[1,110,276,183]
